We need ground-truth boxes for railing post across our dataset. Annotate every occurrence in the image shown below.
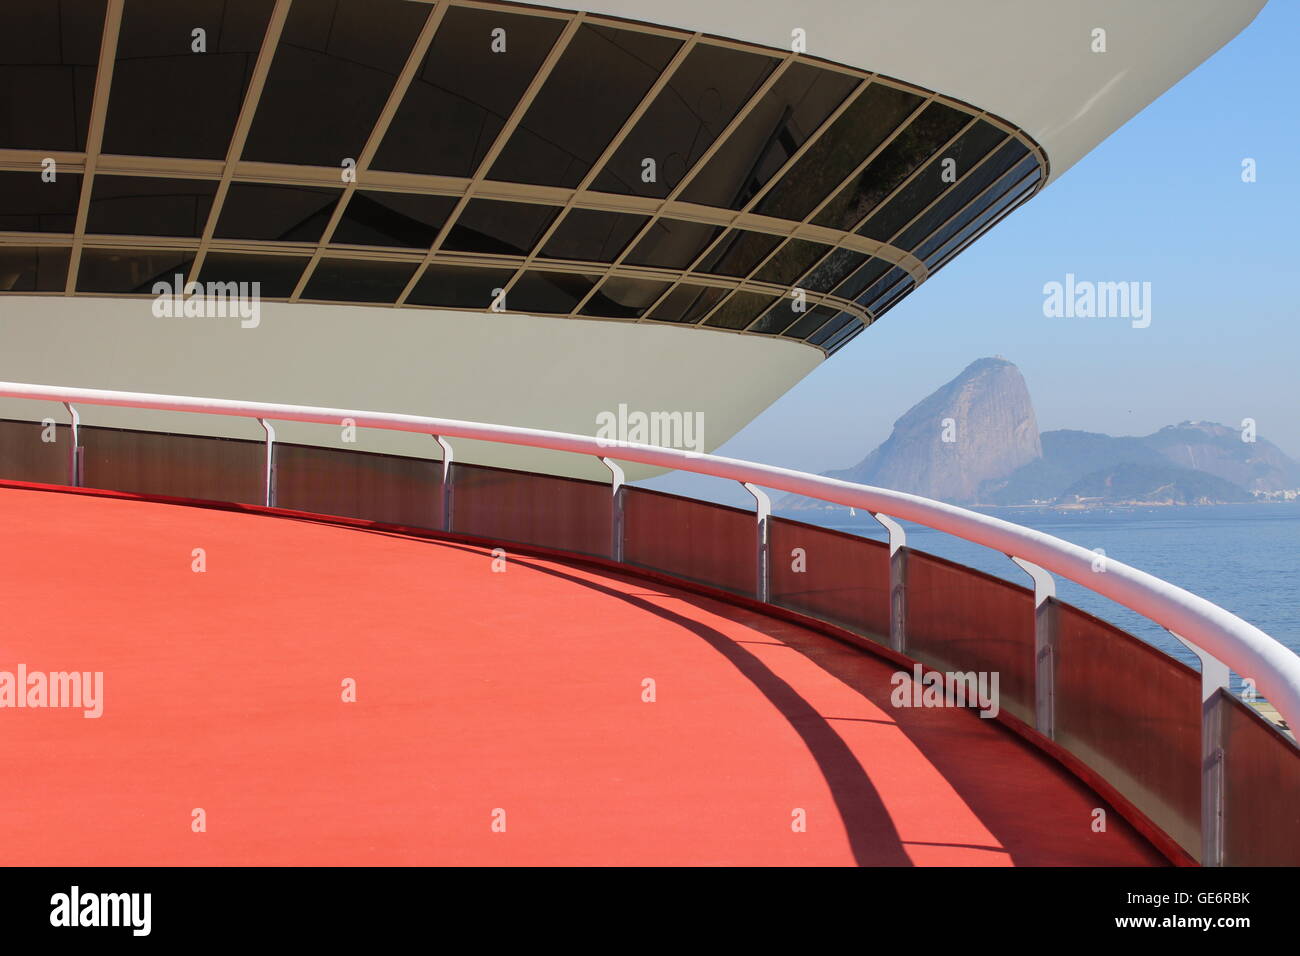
[598,457,625,563]
[62,402,82,487]
[256,418,276,508]
[871,513,907,653]
[433,435,454,532]
[1171,631,1230,867]
[742,482,771,603]
[1011,556,1058,739]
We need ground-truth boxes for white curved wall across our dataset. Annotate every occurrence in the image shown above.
[538,0,1265,182]
[0,296,820,479]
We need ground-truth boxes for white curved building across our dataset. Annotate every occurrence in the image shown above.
[0,0,1265,476]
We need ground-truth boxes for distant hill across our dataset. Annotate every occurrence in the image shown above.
[781,357,1300,510]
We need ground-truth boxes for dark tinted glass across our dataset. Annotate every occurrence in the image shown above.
[591,44,775,198]
[538,209,648,263]
[372,8,564,178]
[680,63,857,210]
[197,252,308,298]
[0,0,106,151]
[868,276,915,315]
[488,24,680,188]
[916,156,1038,263]
[440,199,559,256]
[701,291,776,330]
[0,171,82,232]
[833,256,892,300]
[331,190,457,248]
[751,239,832,286]
[813,101,968,231]
[781,304,838,339]
[215,182,342,241]
[749,300,802,335]
[301,258,417,302]
[808,311,855,345]
[0,245,70,291]
[623,219,720,270]
[799,247,866,292]
[857,266,906,308]
[87,175,216,236]
[242,0,428,166]
[406,264,516,309]
[857,119,1004,241]
[104,0,273,159]
[825,317,864,353]
[697,230,781,277]
[648,284,725,323]
[579,277,671,318]
[757,83,923,221]
[76,247,193,293]
[507,271,598,313]
[893,139,1029,251]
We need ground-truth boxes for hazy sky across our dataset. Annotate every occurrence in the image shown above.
[644,0,1297,499]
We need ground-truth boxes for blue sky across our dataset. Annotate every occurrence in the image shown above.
[645,0,1297,499]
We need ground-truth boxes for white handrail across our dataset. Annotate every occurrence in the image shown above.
[3,379,1299,737]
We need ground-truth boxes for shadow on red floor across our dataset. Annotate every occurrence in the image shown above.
[0,486,1165,866]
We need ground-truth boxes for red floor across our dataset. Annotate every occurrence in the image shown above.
[0,486,1165,866]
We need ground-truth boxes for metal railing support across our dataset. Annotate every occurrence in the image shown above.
[62,401,82,487]
[872,513,907,653]
[256,418,276,508]
[742,482,771,603]
[1171,630,1231,867]
[1012,556,1058,739]
[598,457,626,563]
[433,435,454,532]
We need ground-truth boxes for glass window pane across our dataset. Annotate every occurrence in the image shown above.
[331,190,457,248]
[242,0,428,167]
[0,0,106,151]
[857,119,1004,242]
[488,24,680,188]
[507,271,599,314]
[76,247,193,293]
[756,83,923,222]
[87,175,217,237]
[799,247,865,293]
[893,139,1029,251]
[648,283,725,323]
[372,7,564,178]
[751,239,831,286]
[812,100,968,231]
[680,63,856,210]
[441,199,559,256]
[538,208,648,263]
[869,277,915,316]
[808,311,854,346]
[301,258,416,302]
[832,256,891,300]
[701,291,775,330]
[0,245,70,292]
[857,266,906,308]
[197,252,308,298]
[697,229,781,277]
[0,170,82,232]
[215,182,342,242]
[825,317,864,353]
[623,218,720,270]
[591,44,775,198]
[916,156,1038,263]
[579,276,671,318]
[780,304,837,339]
[104,0,273,159]
[749,300,802,335]
[406,263,515,309]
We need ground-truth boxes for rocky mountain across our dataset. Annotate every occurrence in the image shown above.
[823,357,1041,503]
[782,357,1300,510]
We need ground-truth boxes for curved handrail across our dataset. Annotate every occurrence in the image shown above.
[3,379,1299,737]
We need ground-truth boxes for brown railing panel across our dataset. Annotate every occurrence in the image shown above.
[275,443,440,530]
[769,516,890,642]
[904,549,1035,723]
[80,426,263,504]
[0,418,68,484]
[1222,694,1300,865]
[1055,603,1201,858]
[623,487,754,595]
[451,462,609,558]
